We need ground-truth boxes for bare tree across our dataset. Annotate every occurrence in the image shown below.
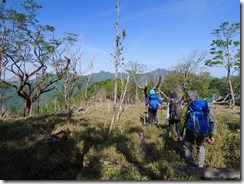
[109,0,126,133]
[84,59,94,101]
[0,1,9,118]
[174,50,208,96]
[125,61,147,104]
[54,35,94,123]
[126,69,162,98]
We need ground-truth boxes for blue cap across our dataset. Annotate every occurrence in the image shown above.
[149,89,156,95]
[170,92,177,98]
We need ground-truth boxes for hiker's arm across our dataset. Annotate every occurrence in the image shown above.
[166,102,170,120]
[179,105,188,137]
[209,113,215,138]
[145,96,149,106]
[159,97,163,108]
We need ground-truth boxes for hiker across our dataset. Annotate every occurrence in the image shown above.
[145,89,163,125]
[166,92,182,137]
[178,90,215,168]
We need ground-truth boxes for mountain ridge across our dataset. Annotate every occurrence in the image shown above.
[89,68,168,83]
[5,68,169,110]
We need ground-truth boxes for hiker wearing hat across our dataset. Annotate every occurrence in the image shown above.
[178,90,215,168]
[145,89,163,126]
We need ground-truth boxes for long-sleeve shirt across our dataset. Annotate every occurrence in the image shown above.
[166,102,171,120]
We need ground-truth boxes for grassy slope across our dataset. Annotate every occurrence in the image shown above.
[0,102,240,180]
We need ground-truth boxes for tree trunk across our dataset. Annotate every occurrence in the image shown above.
[109,0,120,134]
[227,40,235,108]
[116,75,129,119]
[135,85,139,104]
[24,99,32,117]
[228,75,235,107]
[0,94,3,118]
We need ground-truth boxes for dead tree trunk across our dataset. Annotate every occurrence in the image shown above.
[116,75,129,119]
[170,166,240,180]
[126,69,162,98]
[109,0,126,133]
[23,98,32,117]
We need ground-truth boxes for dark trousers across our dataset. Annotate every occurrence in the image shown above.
[183,129,206,167]
[169,119,181,137]
[148,108,158,125]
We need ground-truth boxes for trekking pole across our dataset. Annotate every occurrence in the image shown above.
[160,106,163,120]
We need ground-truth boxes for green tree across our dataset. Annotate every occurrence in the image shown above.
[231,75,240,105]
[189,72,211,98]
[208,77,228,96]
[0,0,71,116]
[205,21,240,107]
[0,81,11,117]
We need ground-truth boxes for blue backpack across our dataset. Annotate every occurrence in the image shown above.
[149,94,159,111]
[186,99,210,137]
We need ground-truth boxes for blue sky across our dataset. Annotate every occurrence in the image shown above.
[27,0,241,77]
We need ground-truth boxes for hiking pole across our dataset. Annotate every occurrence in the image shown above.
[160,106,163,120]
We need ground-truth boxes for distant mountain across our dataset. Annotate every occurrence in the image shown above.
[90,71,117,82]
[89,68,169,83]
[147,68,168,76]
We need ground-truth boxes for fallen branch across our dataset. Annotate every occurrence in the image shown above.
[170,166,240,180]
[157,88,169,101]
[73,98,101,114]
[39,128,71,147]
[98,158,240,180]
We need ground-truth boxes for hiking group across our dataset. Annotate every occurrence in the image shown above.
[144,88,215,168]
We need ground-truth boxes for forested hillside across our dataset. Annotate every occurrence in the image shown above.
[3,68,169,115]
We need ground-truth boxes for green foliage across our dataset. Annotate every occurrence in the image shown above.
[232,75,240,95]
[0,81,10,89]
[162,70,212,98]
[231,75,240,105]
[9,102,22,116]
[75,79,126,101]
[206,21,240,73]
[53,91,65,103]
[208,77,228,96]
[206,21,240,105]
[162,71,181,95]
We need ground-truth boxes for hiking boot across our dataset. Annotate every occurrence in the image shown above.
[185,160,197,167]
[188,163,197,167]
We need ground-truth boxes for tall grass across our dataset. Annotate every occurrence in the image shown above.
[0,102,240,180]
